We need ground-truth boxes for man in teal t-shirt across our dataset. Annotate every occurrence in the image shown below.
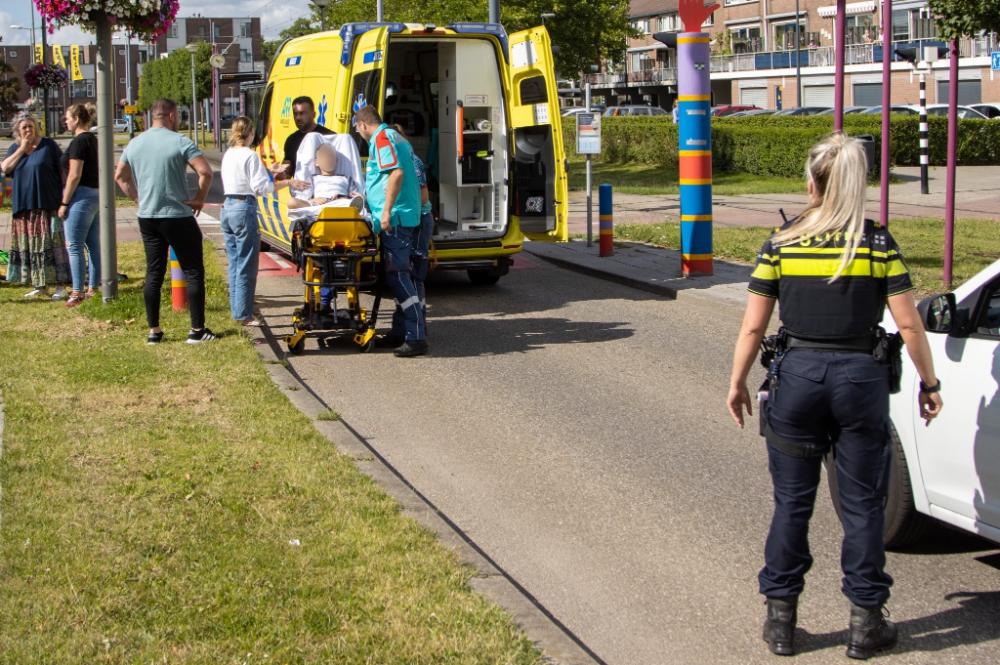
[355,105,426,357]
[115,98,217,346]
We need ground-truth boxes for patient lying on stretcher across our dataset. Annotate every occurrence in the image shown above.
[279,144,365,212]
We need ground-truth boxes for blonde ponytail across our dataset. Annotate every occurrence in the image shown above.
[771,133,869,281]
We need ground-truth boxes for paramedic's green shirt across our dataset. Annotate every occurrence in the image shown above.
[119,127,202,218]
[365,124,421,228]
[748,219,913,339]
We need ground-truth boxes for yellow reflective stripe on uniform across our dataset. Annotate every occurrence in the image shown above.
[885,260,908,277]
[779,257,873,277]
[751,263,781,280]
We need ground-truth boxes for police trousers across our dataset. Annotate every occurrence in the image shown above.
[759,349,894,607]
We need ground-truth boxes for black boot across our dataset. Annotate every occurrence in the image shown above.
[846,603,897,660]
[393,340,429,357]
[762,596,797,656]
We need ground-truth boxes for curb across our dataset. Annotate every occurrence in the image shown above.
[245,323,605,665]
[524,244,682,299]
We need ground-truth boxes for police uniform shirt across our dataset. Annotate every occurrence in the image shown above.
[364,124,421,228]
[748,220,913,339]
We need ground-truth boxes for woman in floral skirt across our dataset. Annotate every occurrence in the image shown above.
[1,113,71,298]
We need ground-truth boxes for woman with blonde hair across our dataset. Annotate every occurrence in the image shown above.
[727,133,943,659]
[59,103,101,306]
[1,113,70,297]
[219,116,273,325]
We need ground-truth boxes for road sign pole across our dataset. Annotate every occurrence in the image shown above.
[586,83,593,248]
[96,15,119,301]
[919,71,929,195]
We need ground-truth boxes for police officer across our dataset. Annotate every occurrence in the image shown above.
[353,106,426,357]
[727,133,944,659]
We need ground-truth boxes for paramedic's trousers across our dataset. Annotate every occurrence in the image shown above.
[382,226,423,341]
[759,349,894,608]
[410,211,434,339]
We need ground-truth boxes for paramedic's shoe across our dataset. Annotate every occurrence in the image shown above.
[186,327,218,344]
[846,604,897,660]
[394,340,428,358]
[762,596,797,656]
[375,334,404,349]
[348,194,365,214]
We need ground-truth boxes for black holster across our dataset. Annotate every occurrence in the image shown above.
[873,327,904,394]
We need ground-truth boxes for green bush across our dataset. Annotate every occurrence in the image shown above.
[561,115,1000,177]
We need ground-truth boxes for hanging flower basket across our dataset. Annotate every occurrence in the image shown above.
[35,1,180,42]
[24,63,68,89]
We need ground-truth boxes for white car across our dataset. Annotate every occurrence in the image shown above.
[825,260,1000,548]
[970,103,1000,120]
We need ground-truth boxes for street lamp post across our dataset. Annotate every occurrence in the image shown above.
[185,43,199,144]
[314,0,332,33]
[541,13,556,27]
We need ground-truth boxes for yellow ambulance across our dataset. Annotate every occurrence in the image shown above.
[252,21,569,284]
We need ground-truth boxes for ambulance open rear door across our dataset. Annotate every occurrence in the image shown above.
[506,27,568,242]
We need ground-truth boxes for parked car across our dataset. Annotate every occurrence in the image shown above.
[603,105,669,116]
[561,107,604,117]
[918,104,989,120]
[829,259,1000,549]
[773,106,831,116]
[0,120,12,138]
[220,114,237,128]
[858,105,919,116]
[815,106,870,115]
[711,105,762,117]
[95,119,130,133]
[728,109,776,117]
[970,103,1000,119]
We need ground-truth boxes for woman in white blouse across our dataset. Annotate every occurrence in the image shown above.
[220,117,274,326]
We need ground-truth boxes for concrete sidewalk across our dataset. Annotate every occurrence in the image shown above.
[523,239,753,306]
[567,165,1000,233]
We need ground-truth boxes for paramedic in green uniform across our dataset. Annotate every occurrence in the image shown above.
[353,105,426,357]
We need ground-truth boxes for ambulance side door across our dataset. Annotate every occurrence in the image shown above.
[346,27,389,160]
[507,26,568,242]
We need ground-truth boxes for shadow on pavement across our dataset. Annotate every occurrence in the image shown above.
[892,522,1000,556]
[795,591,1000,656]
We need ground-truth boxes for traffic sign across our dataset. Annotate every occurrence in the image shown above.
[992,52,1000,71]
[124,104,138,115]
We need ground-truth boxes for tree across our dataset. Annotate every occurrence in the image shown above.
[928,0,1000,39]
[0,38,21,121]
[293,0,636,77]
[137,42,213,112]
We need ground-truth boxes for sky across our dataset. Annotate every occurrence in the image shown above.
[0,0,314,47]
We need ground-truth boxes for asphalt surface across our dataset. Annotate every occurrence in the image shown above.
[253,253,1000,665]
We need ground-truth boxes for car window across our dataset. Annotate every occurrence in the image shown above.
[978,286,1000,337]
[650,108,666,116]
[632,108,649,116]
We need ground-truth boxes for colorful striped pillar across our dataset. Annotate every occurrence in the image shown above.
[677,32,714,277]
[169,247,188,312]
[599,184,614,257]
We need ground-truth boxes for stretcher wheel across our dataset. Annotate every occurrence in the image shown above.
[359,337,376,353]
[288,337,306,355]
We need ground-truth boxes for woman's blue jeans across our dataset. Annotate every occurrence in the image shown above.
[63,185,101,292]
[220,196,261,321]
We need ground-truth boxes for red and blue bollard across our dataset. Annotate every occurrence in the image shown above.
[599,184,614,257]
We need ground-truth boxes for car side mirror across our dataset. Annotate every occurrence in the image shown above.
[917,293,956,334]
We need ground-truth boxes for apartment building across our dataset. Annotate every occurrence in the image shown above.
[586,0,999,111]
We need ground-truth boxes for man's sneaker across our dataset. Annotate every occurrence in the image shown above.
[374,334,404,349]
[147,331,165,345]
[348,194,365,214]
[394,340,429,358]
[51,286,67,300]
[186,328,218,344]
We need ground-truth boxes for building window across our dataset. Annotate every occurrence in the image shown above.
[9,50,16,58]
[167,24,178,38]
[730,25,763,53]
[724,0,758,5]
[659,14,680,32]
[773,21,806,50]
[241,48,252,63]
[632,19,651,35]
[118,49,126,56]
[214,24,222,40]
[120,77,127,84]
[703,13,715,28]
[198,26,207,39]
[891,10,910,42]
[241,21,252,38]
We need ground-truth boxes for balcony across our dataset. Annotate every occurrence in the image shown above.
[709,33,998,74]
[583,67,677,88]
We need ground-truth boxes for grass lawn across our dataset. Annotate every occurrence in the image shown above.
[0,242,541,664]
[568,159,807,196]
[614,218,1000,297]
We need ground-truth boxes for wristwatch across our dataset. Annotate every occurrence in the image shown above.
[919,379,941,393]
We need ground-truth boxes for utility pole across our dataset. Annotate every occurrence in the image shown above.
[879,0,891,229]
[944,39,958,290]
[40,6,50,136]
[126,33,134,139]
[315,0,332,32]
[96,15,118,301]
[586,82,593,247]
[186,43,199,145]
[794,0,801,107]
[833,0,846,131]
[489,0,500,24]
[377,0,384,22]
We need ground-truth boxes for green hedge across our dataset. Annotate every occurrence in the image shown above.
[560,115,1000,178]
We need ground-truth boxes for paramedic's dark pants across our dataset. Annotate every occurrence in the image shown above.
[382,225,422,341]
[410,211,434,339]
[759,350,894,607]
[138,216,206,329]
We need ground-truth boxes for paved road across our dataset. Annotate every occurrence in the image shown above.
[254,254,1000,664]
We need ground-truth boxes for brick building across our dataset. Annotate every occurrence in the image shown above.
[0,15,264,128]
[585,0,999,111]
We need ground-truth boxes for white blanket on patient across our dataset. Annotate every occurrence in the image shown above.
[291,133,365,199]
